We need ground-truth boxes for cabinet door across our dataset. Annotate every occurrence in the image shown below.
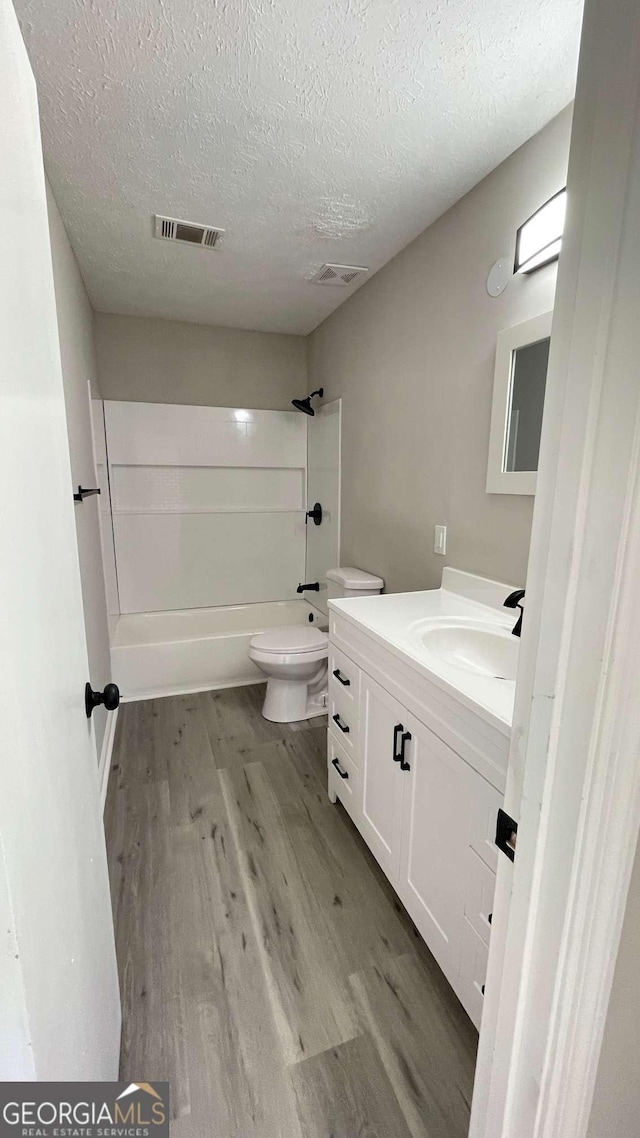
[459,918,490,1030]
[397,716,467,978]
[359,673,407,883]
[398,715,503,1021]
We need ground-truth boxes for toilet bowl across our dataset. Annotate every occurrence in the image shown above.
[249,566,384,723]
[249,625,329,722]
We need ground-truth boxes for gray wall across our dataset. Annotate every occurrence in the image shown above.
[46,180,112,756]
[92,110,572,594]
[94,313,307,409]
[307,107,573,593]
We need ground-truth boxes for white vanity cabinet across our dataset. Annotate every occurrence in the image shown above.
[359,673,407,880]
[327,609,508,1030]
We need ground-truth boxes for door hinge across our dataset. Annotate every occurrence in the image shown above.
[73,485,101,502]
[495,808,518,862]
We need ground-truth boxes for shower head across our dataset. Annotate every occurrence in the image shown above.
[291,396,314,416]
[291,388,324,416]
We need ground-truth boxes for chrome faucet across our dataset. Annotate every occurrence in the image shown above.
[504,589,525,638]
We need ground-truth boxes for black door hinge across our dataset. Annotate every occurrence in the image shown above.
[73,485,101,502]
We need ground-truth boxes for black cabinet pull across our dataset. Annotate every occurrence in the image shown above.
[481,984,486,996]
[73,485,101,502]
[393,723,403,762]
[488,912,493,925]
[332,713,350,734]
[399,730,412,771]
[331,756,349,780]
[332,668,350,687]
[495,808,518,862]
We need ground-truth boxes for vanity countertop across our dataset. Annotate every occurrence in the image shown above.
[328,568,520,735]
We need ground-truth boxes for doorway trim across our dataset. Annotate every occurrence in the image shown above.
[471,0,640,1133]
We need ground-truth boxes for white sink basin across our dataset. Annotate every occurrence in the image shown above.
[411,619,518,681]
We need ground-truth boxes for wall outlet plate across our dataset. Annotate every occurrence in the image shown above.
[434,525,447,556]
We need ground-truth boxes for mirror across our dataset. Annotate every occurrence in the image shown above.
[486,311,552,494]
[505,337,550,472]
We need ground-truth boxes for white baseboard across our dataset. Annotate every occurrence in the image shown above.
[98,708,119,815]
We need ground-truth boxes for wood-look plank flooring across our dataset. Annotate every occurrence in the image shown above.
[105,683,477,1137]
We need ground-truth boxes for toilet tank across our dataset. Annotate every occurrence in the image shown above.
[325,567,384,600]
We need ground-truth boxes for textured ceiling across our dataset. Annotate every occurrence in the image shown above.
[16,0,582,334]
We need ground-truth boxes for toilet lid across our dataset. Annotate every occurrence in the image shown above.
[250,625,328,654]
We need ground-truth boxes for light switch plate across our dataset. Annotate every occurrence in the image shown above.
[434,525,447,556]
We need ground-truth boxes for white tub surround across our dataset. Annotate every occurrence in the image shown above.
[304,400,341,616]
[91,399,119,638]
[104,401,307,614]
[94,399,344,700]
[112,599,325,701]
[326,568,518,1029]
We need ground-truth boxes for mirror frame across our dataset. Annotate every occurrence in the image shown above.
[486,310,552,495]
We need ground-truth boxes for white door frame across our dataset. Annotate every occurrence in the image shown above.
[471,0,640,1133]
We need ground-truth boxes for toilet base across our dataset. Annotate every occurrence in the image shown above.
[261,677,328,723]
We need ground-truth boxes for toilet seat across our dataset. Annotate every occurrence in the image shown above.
[250,625,328,655]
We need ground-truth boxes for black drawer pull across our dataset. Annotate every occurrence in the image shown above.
[332,713,350,734]
[393,723,403,762]
[399,730,411,771]
[331,756,349,780]
[488,912,493,925]
[481,984,486,996]
[332,668,351,687]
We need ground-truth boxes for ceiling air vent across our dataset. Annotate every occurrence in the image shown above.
[154,215,225,250]
[310,263,369,286]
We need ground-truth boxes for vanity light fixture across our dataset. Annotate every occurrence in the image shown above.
[514,188,567,274]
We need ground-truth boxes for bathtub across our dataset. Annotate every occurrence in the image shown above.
[111,599,327,701]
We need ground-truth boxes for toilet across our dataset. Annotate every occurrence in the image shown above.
[249,567,384,722]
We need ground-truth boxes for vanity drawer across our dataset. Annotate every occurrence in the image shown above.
[327,732,361,823]
[328,644,361,714]
[469,777,503,875]
[464,848,496,948]
[328,685,359,760]
[459,917,489,1031]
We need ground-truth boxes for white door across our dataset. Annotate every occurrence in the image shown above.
[397,716,468,979]
[0,1,120,1078]
[359,673,406,881]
